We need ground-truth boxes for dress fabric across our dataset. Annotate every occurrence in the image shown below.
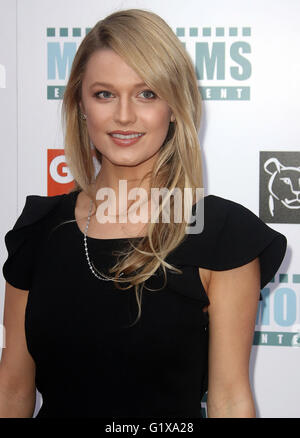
[2,189,287,418]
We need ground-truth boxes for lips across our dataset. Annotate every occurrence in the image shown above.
[109,131,145,147]
[109,130,145,135]
[109,133,144,139]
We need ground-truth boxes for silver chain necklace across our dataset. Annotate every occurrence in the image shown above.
[83,199,124,281]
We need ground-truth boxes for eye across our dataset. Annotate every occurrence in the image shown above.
[93,89,157,100]
[94,91,113,99]
[139,90,156,99]
[280,177,291,185]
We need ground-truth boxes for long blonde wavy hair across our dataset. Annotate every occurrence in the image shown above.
[61,8,204,325]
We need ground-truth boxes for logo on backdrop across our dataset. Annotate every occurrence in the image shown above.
[47,147,101,195]
[259,151,300,223]
[256,151,299,347]
[255,274,300,347]
[47,149,75,196]
[46,25,251,101]
[0,63,6,88]
[47,27,92,100]
[176,26,251,100]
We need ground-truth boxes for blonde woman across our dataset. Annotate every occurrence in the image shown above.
[1,9,287,418]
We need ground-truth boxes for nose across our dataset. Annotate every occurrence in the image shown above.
[113,96,137,125]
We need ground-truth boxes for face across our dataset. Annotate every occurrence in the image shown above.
[80,48,175,168]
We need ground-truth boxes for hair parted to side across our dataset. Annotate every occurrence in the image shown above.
[61,8,204,326]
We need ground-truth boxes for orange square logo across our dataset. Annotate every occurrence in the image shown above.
[47,149,75,196]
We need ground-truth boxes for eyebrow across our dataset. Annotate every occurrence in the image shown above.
[89,81,147,90]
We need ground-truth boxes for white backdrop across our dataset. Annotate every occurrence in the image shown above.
[0,0,299,418]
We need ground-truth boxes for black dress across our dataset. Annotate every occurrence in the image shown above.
[2,189,287,418]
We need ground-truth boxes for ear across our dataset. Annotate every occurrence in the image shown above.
[170,113,175,123]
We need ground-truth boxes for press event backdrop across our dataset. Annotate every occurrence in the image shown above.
[0,0,299,418]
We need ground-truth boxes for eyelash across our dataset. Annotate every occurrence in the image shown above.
[94,90,157,100]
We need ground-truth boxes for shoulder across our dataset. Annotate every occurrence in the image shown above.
[2,190,78,290]
[13,190,76,228]
[3,190,77,255]
[202,193,259,226]
[190,194,247,243]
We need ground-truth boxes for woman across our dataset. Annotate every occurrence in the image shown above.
[0,9,287,418]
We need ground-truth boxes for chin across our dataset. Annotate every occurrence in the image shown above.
[106,156,142,167]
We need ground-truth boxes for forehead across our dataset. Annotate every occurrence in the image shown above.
[83,48,144,86]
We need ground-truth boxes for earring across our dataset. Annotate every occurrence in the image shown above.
[81,112,87,120]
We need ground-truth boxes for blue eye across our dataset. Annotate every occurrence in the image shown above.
[140,90,156,99]
[94,90,156,100]
[95,91,112,99]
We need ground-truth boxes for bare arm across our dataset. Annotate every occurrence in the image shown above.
[205,257,260,418]
[0,281,36,417]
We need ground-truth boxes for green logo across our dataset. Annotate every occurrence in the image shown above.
[47,27,91,100]
[46,26,251,101]
[255,273,300,346]
[176,26,252,100]
[253,330,300,346]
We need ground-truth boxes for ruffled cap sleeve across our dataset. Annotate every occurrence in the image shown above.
[2,194,64,290]
[214,198,287,290]
[166,195,287,300]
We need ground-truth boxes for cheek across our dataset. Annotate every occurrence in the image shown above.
[145,108,171,132]
[86,112,109,135]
